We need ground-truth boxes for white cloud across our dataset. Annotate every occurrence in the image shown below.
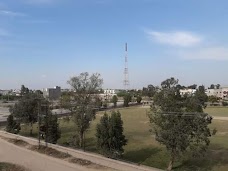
[0,10,26,17]
[179,47,228,61]
[146,30,202,47]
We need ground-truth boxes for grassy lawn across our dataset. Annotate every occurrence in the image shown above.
[205,107,228,117]
[20,106,228,170]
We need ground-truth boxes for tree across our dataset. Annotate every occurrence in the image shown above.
[216,84,221,89]
[187,84,197,89]
[21,85,29,96]
[209,84,215,89]
[112,95,118,107]
[60,93,72,111]
[10,93,42,135]
[67,72,103,148]
[142,84,158,98]
[96,111,127,158]
[6,114,21,134]
[123,93,131,107]
[45,113,61,144]
[208,95,218,105]
[148,77,214,171]
[136,96,142,104]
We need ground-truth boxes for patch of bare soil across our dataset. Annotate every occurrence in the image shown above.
[0,162,29,171]
[7,139,29,147]
[29,145,71,159]
[69,157,107,170]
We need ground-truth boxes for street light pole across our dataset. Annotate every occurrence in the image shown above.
[38,99,41,149]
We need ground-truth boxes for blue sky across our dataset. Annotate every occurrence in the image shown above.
[0,0,228,89]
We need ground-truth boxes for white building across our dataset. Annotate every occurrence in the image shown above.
[179,89,196,96]
[205,87,228,99]
[222,87,228,99]
[205,89,222,99]
[100,89,117,101]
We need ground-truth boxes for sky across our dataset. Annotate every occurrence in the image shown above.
[0,0,228,90]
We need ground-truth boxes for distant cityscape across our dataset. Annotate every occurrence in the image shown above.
[1,85,228,101]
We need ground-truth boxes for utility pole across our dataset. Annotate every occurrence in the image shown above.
[37,99,41,149]
[123,43,129,90]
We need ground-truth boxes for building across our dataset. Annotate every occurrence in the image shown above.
[100,89,118,101]
[43,86,61,100]
[0,90,10,96]
[222,87,228,99]
[205,88,222,99]
[205,87,228,99]
[179,89,196,96]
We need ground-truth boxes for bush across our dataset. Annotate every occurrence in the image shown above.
[6,115,21,134]
[222,101,228,106]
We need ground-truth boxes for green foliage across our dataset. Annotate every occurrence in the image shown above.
[10,93,43,135]
[208,96,219,105]
[222,101,228,106]
[136,96,142,104]
[112,95,118,107]
[142,84,158,98]
[67,72,103,148]
[123,93,132,107]
[21,85,29,96]
[60,93,72,111]
[117,91,127,97]
[148,77,214,171]
[46,113,61,144]
[6,114,21,134]
[96,111,127,158]
[187,84,197,89]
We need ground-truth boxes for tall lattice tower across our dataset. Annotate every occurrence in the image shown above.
[123,43,129,90]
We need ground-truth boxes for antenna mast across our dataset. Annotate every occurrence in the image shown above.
[123,43,129,90]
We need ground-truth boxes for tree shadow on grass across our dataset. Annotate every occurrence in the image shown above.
[173,145,228,171]
[123,147,161,164]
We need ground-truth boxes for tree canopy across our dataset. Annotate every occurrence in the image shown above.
[96,111,127,158]
[148,77,214,171]
[67,72,103,148]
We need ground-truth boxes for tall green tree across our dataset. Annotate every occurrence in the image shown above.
[136,95,142,104]
[148,77,214,171]
[96,111,127,158]
[6,114,21,134]
[20,85,29,96]
[142,84,158,98]
[123,93,132,107]
[67,72,103,148]
[112,95,118,107]
[45,113,61,144]
[10,93,42,135]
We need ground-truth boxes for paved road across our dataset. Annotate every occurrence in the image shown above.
[0,138,113,171]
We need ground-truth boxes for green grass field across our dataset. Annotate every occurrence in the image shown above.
[205,107,228,117]
[20,106,228,170]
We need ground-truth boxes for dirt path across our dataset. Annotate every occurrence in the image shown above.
[0,138,109,171]
[0,131,162,171]
[213,117,228,121]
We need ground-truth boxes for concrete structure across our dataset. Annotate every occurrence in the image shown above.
[205,88,222,98]
[205,87,228,99]
[222,87,228,99]
[0,90,10,96]
[179,89,196,96]
[43,86,61,100]
[100,89,118,101]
